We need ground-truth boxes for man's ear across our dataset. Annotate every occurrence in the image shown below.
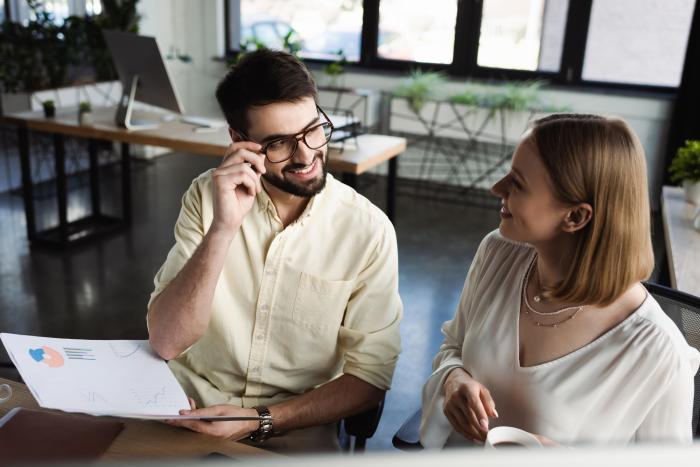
[562,203,593,233]
[229,128,244,142]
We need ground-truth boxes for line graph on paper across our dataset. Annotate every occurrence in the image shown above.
[109,342,143,359]
[130,386,182,408]
[80,390,109,405]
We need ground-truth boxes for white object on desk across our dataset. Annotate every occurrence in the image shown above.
[180,115,227,130]
[0,333,191,418]
[661,186,700,296]
[485,426,543,449]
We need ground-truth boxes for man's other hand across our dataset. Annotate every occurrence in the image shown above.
[165,397,259,441]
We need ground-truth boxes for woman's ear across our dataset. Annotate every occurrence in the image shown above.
[562,203,593,233]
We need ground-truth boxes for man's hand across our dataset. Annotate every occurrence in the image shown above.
[443,367,498,443]
[210,142,266,236]
[165,397,259,441]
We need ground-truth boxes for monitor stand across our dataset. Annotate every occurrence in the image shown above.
[115,75,161,130]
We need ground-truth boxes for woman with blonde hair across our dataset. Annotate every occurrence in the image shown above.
[421,113,699,447]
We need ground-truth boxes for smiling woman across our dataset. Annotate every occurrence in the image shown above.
[420,113,700,448]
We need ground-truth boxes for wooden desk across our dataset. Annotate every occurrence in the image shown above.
[661,186,700,297]
[2,107,405,246]
[0,377,268,461]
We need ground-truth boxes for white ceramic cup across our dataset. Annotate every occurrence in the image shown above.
[485,426,543,449]
[0,383,11,404]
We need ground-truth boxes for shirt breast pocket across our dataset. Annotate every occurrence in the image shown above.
[292,272,354,329]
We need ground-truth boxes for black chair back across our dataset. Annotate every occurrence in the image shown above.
[644,282,700,438]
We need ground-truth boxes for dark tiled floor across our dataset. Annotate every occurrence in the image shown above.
[0,151,501,450]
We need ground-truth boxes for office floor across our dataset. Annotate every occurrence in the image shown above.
[0,150,665,450]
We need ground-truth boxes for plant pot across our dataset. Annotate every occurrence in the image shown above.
[683,180,700,204]
[79,110,93,126]
[43,106,55,118]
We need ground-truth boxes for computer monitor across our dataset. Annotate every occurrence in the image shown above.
[103,30,184,130]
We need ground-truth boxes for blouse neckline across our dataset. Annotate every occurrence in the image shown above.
[515,249,649,371]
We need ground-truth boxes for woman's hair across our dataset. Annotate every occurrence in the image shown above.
[530,113,654,306]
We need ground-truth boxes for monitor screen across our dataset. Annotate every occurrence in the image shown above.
[103,30,184,115]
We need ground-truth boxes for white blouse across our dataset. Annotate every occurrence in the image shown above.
[421,230,700,447]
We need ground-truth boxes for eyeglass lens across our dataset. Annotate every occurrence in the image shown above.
[266,123,333,163]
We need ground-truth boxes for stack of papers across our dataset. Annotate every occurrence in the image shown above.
[0,333,262,422]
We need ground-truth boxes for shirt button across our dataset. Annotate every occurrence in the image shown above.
[265,269,276,276]
[256,334,264,341]
[260,304,269,312]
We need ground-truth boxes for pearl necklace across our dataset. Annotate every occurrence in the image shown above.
[522,255,585,328]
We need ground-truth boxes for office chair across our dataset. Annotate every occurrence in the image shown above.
[339,396,384,452]
[644,281,700,438]
[392,283,700,450]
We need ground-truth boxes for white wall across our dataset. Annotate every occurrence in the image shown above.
[137,0,674,209]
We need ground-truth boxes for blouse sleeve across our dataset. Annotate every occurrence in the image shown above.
[635,349,699,443]
[419,233,493,448]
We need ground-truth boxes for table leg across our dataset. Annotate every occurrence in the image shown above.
[17,125,36,242]
[53,133,68,243]
[121,142,132,224]
[88,139,101,217]
[387,156,398,222]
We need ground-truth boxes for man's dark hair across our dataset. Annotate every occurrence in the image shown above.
[215,49,318,133]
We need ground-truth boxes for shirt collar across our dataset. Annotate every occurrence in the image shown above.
[255,174,332,224]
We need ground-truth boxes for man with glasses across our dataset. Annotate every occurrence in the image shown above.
[146,49,402,452]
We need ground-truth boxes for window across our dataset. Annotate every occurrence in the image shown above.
[225,0,696,91]
[29,0,70,24]
[377,0,457,64]
[7,0,102,23]
[476,0,569,72]
[235,0,364,62]
[85,0,102,16]
[581,0,694,87]
[0,0,5,23]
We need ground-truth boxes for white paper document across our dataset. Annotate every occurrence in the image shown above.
[0,333,263,421]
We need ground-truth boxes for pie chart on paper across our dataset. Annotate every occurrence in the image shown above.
[28,346,65,368]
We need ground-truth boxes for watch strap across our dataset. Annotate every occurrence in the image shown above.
[249,406,273,443]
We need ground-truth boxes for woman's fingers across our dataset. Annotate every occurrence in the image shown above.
[480,387,498,419]
[468,388,491,432]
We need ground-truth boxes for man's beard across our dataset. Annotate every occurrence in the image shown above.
[262,152,328,198]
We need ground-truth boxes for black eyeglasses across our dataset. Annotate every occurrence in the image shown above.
[244,107,334,164]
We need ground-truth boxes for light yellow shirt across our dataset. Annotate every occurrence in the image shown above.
[148,172,402,408]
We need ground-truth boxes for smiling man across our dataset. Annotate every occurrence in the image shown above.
[146,49,402,452]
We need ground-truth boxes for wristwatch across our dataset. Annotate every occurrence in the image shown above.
[249,406,274,443]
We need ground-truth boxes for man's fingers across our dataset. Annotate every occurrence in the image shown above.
[224,141,262,157]
[222,145,266,173]
[188,397,197,410]
[214,170,259,197]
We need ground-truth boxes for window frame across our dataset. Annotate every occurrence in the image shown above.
[223,0,692,94]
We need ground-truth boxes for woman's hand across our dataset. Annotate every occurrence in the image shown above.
[533,434,559,446]
[165,397,260,441]
[442,367,498,442]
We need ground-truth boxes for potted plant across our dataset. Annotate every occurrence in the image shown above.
[78,101,92,125]
[669,140,700,204]
[42,99,55,118]
[393,69,447,114]
[322,50,347,89]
